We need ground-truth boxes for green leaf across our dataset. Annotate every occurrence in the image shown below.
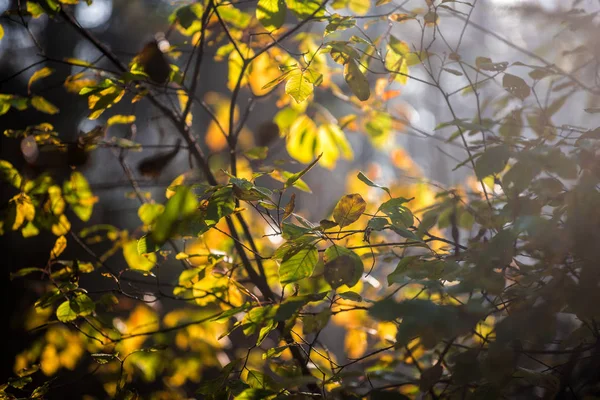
[9,376,32,389]
[31,96,59,114]
[344,59,370,101]
[245,147,269,160]
[285,154,322,189]
[503,73,530,100]
[368,217,388,231]
[286,0,324,20]
[10,267,44,280]
[357,171,391,196]
[0,160,22,188]
[303,309,331,334]
[235,388,274,400]
[379,197,413,228]
[390,225,422,242]
[474,145,510,179]
[333,193,367,228]
[137,234,161,255]
[172,3,203,32]
[263,345,289,359]
[257,0,286,30]
[339,291,362,302]
[324,245,363,289]
[279,245,318,284]
[151,186,198,244]
[242,306,277,345]
[246,370,280,391]
[56,293,95,322]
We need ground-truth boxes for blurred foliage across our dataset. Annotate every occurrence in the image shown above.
[2,0,600,399]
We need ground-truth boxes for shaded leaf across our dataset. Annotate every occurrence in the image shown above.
[475,145,510,179]
[344,59,370,101]
[503,73,530,100]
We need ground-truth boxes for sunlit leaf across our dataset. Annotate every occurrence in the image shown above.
[138,203,165,226]
[286,0,324,19]
[50,235,67,259]
[0,160,22,188]
[31,96,59,114]
[257,0,286,30]
[285,69,315,103]
[279,245,318,284]
[28,67,54,94]
[63,172,98,221]
[124,239,156,270]
[56,293,95,322]
[152,186,198,244]
[357,171,391,196]
[107,114,136,126]
[345,329,367,358]
[333,193,366,228]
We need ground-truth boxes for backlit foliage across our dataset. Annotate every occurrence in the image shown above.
[2,0,600,399]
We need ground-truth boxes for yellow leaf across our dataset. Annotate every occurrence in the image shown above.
[333,193,367,228]
[249,52,284,96]
[286,115,317,164]
[123,239,156,271]
[50,235,67,259]
[204,92,238,151]
[12,193,35,230]
[316,123,353,169]
[166,174,186,199]
[22,221,39,238]
[64,73,97,94]
[107,115,136,126]
[227,44,253,91]
[285,69,314,104]
[348,0,369,15]
[0,24,4,41]
[51,214,71,236]
[345,329,368,358]
[475,316,496,343]
[177,89,192,126]
[28,67,54,94]
[385,48,409,85]
[31,96,59,115]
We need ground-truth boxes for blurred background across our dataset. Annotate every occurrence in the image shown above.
[1,0,599,392]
